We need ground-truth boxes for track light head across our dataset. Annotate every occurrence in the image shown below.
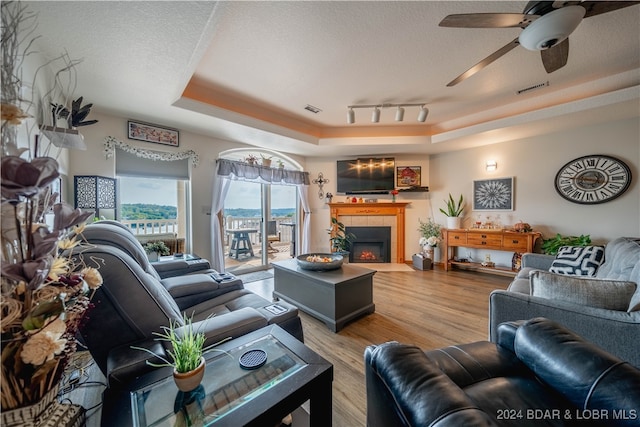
[395,107,405,122]
[417,105,429,122]
[347,108,355,124]
[371,107,380,123]
[347,102,429,124]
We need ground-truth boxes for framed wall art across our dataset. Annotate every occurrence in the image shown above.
[396,166,421,187]
[473,176,514,211]
[128,120,179,147]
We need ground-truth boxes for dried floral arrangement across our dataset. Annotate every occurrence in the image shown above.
[0,155,103,410]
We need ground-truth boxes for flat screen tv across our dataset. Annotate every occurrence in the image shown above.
[336,158,395,194]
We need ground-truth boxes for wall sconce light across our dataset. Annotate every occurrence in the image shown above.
[346,102,429,124]
[486,160,497,171]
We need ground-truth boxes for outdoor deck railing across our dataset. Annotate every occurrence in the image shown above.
[120,219,179,235]
[119,216,294,245]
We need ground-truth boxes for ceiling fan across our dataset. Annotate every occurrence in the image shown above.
[439,1,640,86]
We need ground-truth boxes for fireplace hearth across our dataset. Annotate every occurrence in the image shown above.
[346,226,391,263]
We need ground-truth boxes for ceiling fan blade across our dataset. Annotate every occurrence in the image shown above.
[541,38,569,73]
[447,38,520,87]
[439,13,536,28]
[581,1,640,18]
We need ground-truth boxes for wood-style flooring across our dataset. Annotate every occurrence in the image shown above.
[245,266,512,427]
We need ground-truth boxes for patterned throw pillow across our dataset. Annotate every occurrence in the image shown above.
[549,246,605,276]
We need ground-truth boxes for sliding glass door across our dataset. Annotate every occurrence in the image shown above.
[223,181,297,274]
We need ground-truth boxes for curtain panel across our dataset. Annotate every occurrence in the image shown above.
[211,159,311,271]
[216,158,310,185]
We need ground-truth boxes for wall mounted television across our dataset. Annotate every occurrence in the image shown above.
[336,158,395,194]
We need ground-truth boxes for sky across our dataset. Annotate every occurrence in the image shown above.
[119,177,178,206]
[225,180,297,209]
[119,177,296,209]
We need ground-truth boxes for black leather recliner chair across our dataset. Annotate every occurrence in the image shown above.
[74,224,303,387]
[365,317,640,427]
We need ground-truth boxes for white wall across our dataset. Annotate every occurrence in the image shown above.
[67,112,638,266]
[69,111,305,261]
[429,116,639,266]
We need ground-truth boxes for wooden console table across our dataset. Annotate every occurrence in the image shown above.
[442,229,542,276]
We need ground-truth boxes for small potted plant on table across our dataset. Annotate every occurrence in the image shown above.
[144,241,171,261]
[440,193,465,229]
[131,314,229,392]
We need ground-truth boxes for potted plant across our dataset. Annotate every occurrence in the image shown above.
[328,217,356,262]
[418,218,442,261]
[541,234,591,255]
[260,154,272,167]
[439,193,465,229]
[276,159,285,169]
[143,241,171,261]
[131,314,229,392]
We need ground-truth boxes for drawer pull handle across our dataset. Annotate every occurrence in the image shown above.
[481,234,487,238]
[481,242,487,245]
[512,240,518,244]
[454,236,460,240]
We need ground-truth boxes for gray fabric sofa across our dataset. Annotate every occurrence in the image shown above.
[490,237,640,367]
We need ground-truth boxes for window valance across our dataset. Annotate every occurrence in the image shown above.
[216,158,309,185]
[104,136,199,167]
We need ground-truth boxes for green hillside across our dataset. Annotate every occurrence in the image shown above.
[121,204,176,220]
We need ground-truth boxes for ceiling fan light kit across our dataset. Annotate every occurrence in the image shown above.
[347,103,428,124]
[518,5,585,51]
[439,1,638,85]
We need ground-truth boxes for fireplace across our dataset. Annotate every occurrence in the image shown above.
[346,226,391,263]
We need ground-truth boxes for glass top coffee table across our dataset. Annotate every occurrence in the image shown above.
[103,325,333,427]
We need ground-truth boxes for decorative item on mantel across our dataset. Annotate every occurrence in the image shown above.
[389,188,399,203]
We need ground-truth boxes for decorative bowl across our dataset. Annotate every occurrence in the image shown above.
[296,253,343,271]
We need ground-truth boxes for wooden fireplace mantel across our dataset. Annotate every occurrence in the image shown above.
[329,202,410,263]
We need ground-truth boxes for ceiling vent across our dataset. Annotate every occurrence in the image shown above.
[304,104,322,114]
[516,81,549,95]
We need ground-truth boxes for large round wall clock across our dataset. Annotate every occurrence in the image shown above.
[554,155,632,205]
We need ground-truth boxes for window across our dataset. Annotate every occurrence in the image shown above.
[118,176,189,245]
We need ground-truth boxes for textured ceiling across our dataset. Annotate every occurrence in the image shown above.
[25,1,640,156]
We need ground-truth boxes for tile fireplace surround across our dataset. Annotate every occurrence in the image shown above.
[328,202,409,263]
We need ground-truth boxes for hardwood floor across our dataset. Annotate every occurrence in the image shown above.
[245,266,512,427]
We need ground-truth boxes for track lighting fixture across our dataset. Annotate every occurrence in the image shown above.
[417,105,429,122]
[346,102,429,124]
[371,107,380,123]
[347,107,355,124]
[395,106,405,122]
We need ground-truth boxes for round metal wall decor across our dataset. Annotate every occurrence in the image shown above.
[554,155,631,204]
